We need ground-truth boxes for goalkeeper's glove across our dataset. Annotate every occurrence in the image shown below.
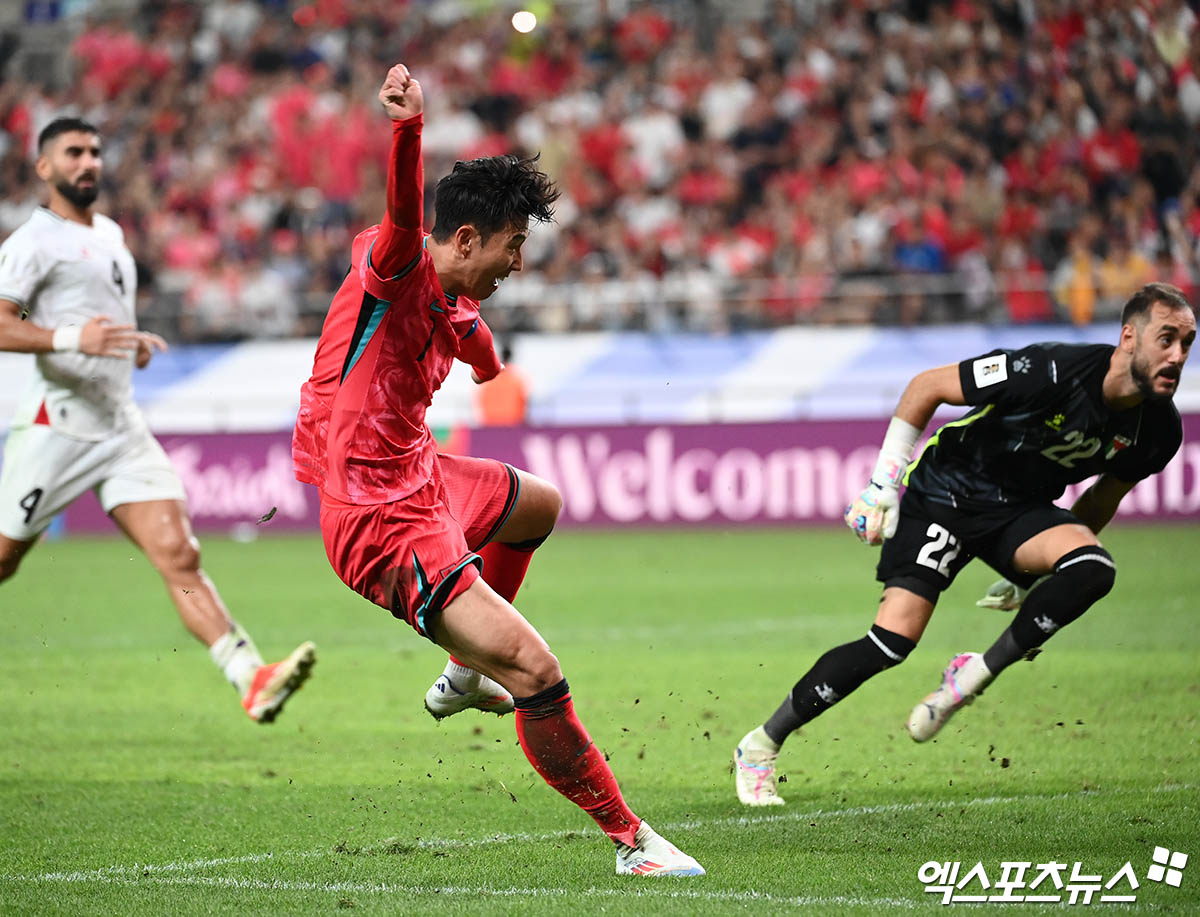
[843,417,922,546]
[976,575,1049,611]
[844,480,899,546]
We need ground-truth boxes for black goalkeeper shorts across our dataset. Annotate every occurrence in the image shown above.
[876,488,1080,604]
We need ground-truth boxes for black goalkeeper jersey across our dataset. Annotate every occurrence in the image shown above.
[907,342,1182,508]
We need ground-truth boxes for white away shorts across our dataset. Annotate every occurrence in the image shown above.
[0,423,187,541]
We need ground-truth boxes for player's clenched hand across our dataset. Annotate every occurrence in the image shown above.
[134,331,168,369]
[844,481,899,546]
[471,363,502,384]
[379,63,423,121]
[78,315,142,359]
[849,417,919,546]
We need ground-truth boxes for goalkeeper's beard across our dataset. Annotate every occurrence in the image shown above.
[1130,352,1177,402]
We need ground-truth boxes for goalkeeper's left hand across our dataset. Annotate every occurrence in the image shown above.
[976,575,1049,611]
[844,481,899,546]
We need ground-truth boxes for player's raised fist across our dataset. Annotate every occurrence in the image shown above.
[379,63,423,121]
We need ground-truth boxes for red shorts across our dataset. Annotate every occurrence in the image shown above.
[319,453,520,639]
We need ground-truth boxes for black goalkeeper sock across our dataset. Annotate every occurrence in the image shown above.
[763,625,915,745]
[983,545,1116,675]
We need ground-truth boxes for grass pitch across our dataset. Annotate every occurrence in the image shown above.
[1,525,1197,915]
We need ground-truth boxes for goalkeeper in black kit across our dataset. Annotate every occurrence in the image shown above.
[734,282,1195,806]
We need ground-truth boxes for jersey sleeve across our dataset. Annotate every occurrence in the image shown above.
[957,344,1056,409]
[0,229,47,317]
[366,114,425,292]
[456,313,503,382]
[1108,406,1183,482]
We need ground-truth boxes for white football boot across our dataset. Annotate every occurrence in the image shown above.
[734,726,786,806]
[906,652,994,742]
[424,661,514,720]
[615,821,705,876]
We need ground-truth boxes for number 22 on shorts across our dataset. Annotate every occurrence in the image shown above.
[916,523,962,576]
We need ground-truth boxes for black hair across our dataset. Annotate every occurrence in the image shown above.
[38,117,100,152]
[431,154,559,243]
[1120,282,1193,326]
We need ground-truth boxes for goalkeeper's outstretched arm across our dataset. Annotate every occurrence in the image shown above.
[891,363,967,431]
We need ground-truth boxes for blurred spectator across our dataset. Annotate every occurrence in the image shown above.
[240,255,298,338]
[1053,229,1102,326]
[180,261,244,342]
[1081,95,1141,204]
[476,343,530,427]
[1098,233,1155,320]
[998,239,1054,324]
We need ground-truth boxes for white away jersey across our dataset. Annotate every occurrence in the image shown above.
[0,207,142,440]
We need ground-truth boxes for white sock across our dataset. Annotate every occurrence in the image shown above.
[443,659,480,688]
[210,625,264,695]
[964,654,995,694]
[747,725,782,755]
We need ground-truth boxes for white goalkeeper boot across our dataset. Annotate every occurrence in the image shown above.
[424,660,514,720]
[906,652,994,742]
[734,726,785,806]
[615,821,705,876]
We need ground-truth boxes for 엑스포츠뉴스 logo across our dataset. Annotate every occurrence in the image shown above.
[918,845,1187,905]
[1147,847,1188,887]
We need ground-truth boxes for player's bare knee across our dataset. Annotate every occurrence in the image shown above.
[543,483,563,526]
[0,540,30,581]
[0,554,20,581]
[523,474,562,531]
[517,646,563,695]
[475,631,561,695]
[151,531,202,577]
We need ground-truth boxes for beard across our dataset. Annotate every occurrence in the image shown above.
[55,177,98,208]
[1130,351,1177,401]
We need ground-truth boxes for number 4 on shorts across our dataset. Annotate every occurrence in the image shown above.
[19,487,43,525]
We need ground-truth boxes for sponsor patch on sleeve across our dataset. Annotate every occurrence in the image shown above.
[972,354,1008,388]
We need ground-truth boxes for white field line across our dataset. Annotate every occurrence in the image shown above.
[8,873,927,910]
[2,872,1167,913]
[4,783,1193,888]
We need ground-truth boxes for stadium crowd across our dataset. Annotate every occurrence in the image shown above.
[2,0,1200,339]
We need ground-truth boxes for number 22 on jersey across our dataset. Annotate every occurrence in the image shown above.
[1040,430,1102,469]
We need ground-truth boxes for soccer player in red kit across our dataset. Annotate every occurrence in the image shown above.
[293,63,704,877]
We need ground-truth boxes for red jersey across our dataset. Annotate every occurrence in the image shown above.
[293,114,502,504]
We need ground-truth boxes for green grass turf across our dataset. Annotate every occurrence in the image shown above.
[0,525,1197,915]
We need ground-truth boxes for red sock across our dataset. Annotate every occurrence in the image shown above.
[477,541,537,604]
[514,679,640,846]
